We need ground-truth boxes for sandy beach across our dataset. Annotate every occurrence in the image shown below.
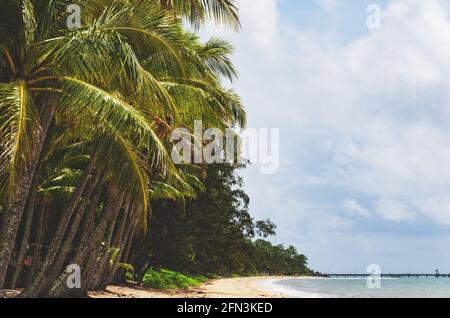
[89,277,296,298]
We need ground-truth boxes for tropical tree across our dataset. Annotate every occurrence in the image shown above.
[129,163,310,278]
[0,0,243,297]
[160,0,240,29]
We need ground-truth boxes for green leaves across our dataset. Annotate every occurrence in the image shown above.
[0,81,38,200]
[160,0,240,30]
[197,37,238,82]
[0,0,250,294]
[60,76,154,138]
[0,0,245,229]
[22,0,37,49]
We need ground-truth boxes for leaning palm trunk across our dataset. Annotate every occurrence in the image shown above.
[0,101,57,289]
[91,206,135,290]
[46,191,125,297]
[25,204,47,286]
[10,158,44,289]
[20,161,95,297]
[49,177,100,283]
[93,206,129,288]
[47,183,103,297]
[81,202,134,291]
[103,209,140,288]
[86,248,110,291]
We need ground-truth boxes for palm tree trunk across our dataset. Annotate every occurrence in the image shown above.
[10,158,44,289]
[79,250,98,295]
[25,204,47,286]
[87,250,109,291]
[46,192,124,297]
[20,161,94,297]
[49,177,100,282]
[0,100,57,289]
[48,183,103,298]
[91,205,126,290]
[102,208,137,287]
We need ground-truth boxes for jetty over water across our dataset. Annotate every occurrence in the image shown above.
[325,273,450,278]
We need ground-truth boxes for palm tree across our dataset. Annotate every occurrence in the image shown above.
[160,0,240,29]
[1,0,244,296]
[0,0,182,289]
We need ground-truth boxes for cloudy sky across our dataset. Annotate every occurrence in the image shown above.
[202,0,450,273]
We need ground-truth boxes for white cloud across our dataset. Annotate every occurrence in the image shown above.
[341,199,371,218]
[238,0,279,53]
[316,0,340,11]
[285,0,450,225]
[203,0,450,226]
[413,197,450,226]
[375,199,416,222]
[201,0,450,270]
[202,0,450,226]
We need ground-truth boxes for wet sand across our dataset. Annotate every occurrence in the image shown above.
[89,277,297,298]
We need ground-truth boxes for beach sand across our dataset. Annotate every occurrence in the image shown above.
[89,277,296,298]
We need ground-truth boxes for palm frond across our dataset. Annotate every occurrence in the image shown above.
[160,0,240,30]
[0,80,39,200]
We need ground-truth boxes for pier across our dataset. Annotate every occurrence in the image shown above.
[325,273,450,278]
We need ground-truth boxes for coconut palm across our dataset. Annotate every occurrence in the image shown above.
[160,0,240,29]
[1,0,244,296]
[0,0,178,289]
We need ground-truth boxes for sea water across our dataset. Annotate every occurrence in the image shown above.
[260,277,450,298]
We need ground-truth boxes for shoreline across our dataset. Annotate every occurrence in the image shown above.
[89,276,304,298]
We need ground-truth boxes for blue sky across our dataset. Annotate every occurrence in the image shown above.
[202,0,450,273]
[279,0,390,42]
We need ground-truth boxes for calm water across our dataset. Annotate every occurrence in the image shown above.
[261,277,450,298]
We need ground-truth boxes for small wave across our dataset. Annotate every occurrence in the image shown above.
[257,278,334,298]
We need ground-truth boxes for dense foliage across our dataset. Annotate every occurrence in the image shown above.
[0,0,244,297]
[130,164,310,278]
[0,0,309,298]
[251,240,310,276]
[141,269,208,290]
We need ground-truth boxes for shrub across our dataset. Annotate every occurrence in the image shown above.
[142,269,208,290]
[193,275,209,283]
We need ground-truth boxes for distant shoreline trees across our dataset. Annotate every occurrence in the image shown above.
[130,163,310,279]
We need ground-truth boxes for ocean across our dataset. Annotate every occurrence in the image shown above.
[260,277,450,298]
